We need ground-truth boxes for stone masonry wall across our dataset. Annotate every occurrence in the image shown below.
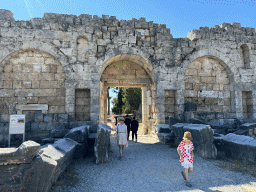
[164,90,176,119]
[184,57,231,120]
[1,9,256,145]
[0,49,66,115]
[101,60,151,86]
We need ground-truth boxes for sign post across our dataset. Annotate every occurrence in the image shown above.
[9,115,25,147]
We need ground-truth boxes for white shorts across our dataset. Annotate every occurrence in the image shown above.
[181,162,193,169]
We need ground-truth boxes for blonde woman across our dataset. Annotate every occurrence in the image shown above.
[114,117,128,160]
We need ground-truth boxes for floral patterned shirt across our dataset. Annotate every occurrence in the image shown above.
[178,140,194,164]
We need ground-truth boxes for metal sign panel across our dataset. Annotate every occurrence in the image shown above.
[9,115,25,134]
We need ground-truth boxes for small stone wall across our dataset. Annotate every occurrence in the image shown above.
[173,123,217,159]
[222,133,256,163]
[0,139,78,192]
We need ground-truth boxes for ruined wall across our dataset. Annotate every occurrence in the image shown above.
[184,57,231,120]
[0,49,65,114]
[1,9,256,145]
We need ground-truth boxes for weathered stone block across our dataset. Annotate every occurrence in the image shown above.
[94,123,111,164]
[34,113,43,122]
[64,125,89,143]
[173,123,217,159]
[152,124,171,133]
[44,113,53,122]
[223,133,256,163]
[0,140,40,165]
[51,126,69,138]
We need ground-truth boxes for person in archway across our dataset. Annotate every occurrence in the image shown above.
[111,114,118,128]
[124,114,131,140]
[177,131,194,187]
[131,116,139,142]
[114,117,128,160]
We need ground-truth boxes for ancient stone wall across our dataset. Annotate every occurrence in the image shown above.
[184,57,232,120]
[1,9,256,145]
[0,49,65,114]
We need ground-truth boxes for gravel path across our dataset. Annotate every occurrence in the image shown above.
[52,133,256,192]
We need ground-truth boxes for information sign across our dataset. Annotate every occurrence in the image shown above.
[9,115,25,134]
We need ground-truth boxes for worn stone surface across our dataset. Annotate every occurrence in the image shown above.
[0,138,78,191]
[233,123,256,138]
[151,124,174,144]
[173,123,217,159]
[64,125,89,142]
[223,133,256,163]
[94,123,111,164]
[0,140,40,165]
[153,124,171,133]
[51,124,70,138]
[64,125,89,158]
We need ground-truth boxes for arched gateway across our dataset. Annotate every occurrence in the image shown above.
[100,53,155,128]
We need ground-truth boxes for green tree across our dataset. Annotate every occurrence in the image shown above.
[122,87,142,114]
[111,87,124,114]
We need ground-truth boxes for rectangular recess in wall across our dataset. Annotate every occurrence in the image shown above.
[164,90,177,119]
[242,91,253,119]
[75,89,91,121]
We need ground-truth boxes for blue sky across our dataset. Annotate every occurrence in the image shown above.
[1,0,255,111]
[2,0,255,38]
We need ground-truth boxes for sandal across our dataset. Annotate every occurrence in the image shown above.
[186,181,192,187]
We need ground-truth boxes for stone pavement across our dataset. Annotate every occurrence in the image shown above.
[51,133,256,192]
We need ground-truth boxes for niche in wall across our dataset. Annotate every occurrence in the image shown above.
[242,91,253,119]
[75,89,91,121]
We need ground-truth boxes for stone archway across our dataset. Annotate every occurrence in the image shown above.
[184,56,235,121]
[99,54,155,130]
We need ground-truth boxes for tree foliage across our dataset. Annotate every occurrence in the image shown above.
[122,88,142,114]
[111,87,124,114]
[111,87,142,114]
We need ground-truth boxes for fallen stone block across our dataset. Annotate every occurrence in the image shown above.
[209,119,240,130]
[73,142,88,159]
[172,123,189,146]
[64,125,89,158]
[172,123,217,159]
[151,132,174,145]
[197,142,217,159]
[64,125,89,143]
[0,139,78,192]
[153,124,171,133]
[51,128,69,138]
[25,138,78,192]
[222,133,256,163]
[233,129,249,136]
[0,140,40,165]
[94,123,111,164]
